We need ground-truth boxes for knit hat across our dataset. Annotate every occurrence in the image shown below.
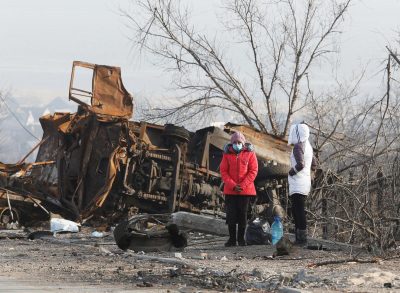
[230,131,246,144]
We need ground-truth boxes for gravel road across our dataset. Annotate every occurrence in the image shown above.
[0,230,399,292]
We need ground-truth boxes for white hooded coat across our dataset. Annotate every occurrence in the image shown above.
[288,124,314,196]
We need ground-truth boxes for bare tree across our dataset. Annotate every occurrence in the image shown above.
[303,49,400,250]
[123,0,352,136]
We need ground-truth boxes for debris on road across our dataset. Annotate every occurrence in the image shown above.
[113,214,187,252]
[50,217,80,233]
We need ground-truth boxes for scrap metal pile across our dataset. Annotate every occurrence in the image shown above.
[0,61,292,228]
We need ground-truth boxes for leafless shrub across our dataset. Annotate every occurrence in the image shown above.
[305,51,400,251]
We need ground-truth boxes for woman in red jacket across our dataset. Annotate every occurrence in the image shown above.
[220,131,258,246]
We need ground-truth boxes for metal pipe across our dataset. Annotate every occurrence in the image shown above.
[6,190,14,221]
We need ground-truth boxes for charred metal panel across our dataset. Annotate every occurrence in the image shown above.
[0,162,27,174]
[69,61,133,119]
[30,113,72,198]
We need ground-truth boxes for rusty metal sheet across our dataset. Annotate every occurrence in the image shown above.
[0,162,26,174]
[69,61,133,119]
[81,146,124,218]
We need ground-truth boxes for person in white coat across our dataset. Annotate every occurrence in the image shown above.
[287,123,317,245]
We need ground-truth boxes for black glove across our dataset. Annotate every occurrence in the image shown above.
[288,168,296,176]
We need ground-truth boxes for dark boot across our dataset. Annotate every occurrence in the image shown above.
[225,224,237,247]
[295,229,307,246]
[237,225,246,246]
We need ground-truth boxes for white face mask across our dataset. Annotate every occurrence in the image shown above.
[232,142,243,152]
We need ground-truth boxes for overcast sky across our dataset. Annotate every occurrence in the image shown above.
[0,0,399,107]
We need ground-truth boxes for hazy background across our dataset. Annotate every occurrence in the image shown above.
[0,0,399,162]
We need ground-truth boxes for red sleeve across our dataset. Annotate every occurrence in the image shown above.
[220,153,237,190]
[239,152,258,189]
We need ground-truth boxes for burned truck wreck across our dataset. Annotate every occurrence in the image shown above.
[1,61,292,225]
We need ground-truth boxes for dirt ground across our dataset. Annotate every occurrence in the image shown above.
[0,228,399,293]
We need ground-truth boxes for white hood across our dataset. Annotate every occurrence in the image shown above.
[288,124,310,145]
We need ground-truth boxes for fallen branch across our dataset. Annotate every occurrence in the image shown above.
[126,252,199,269]
[308,257,380,268]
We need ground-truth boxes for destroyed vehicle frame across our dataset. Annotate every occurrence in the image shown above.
[2,61,292,225]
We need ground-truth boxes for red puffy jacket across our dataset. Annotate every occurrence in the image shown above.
[220,143,258,196]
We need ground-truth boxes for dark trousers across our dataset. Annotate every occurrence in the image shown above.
[291,193,307,230]
[225,195,250,226]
